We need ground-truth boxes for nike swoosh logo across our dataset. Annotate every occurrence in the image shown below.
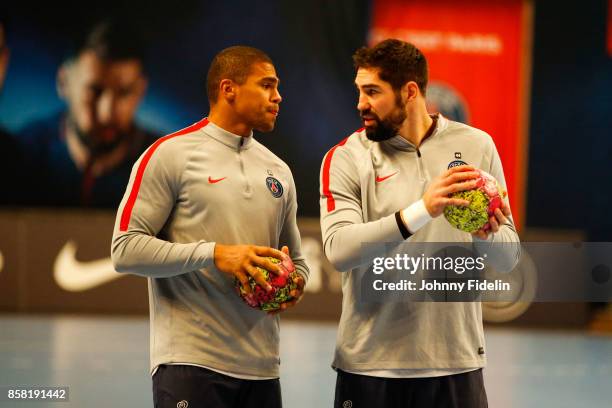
[376,171,398,183]
[208,176,227,184]
[54,241,124,292]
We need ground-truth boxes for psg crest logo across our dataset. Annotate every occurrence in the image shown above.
[266,177,284,198]
[448,160,468,169]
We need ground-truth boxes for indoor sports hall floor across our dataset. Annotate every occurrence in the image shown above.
[0,315,611,407]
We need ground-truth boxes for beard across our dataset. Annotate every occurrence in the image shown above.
[249,108,279,133]
[66,115,126,154]
[253,116,276,133]
[361,96,407,142]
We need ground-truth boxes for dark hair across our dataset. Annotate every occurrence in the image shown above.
[206,46,273,104]
[74,21,146,63]
[353,39,428,96]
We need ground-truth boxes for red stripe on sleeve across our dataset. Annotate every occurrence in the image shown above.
[119,118,210,231]
[321,129,362,212]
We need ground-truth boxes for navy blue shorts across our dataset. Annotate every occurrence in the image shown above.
[334,368,488,408]
[153,364,282,408]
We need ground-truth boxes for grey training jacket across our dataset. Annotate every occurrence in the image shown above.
[320,114,520,375]
[112,118,309,378]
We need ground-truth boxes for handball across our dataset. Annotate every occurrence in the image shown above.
[443,169,507,233]
[235,254,299,311]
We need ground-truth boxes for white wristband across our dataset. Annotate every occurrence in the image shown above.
[400,199,433,234]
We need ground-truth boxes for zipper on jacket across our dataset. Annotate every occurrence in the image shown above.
[415,115,437,184]
[237,137,252,197]
[415,147,427,183]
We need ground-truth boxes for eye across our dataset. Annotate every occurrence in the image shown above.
[88,85,104,98]
[366,89,378,96]
[117,87,135,98]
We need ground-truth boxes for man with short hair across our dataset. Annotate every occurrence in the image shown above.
[112,45,307,408]
[320,39,520,407]
[20,21,156,207]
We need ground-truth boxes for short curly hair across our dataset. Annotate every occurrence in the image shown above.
[353,39,428,96]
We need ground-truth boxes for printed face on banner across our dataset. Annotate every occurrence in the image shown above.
[59,50,147,148]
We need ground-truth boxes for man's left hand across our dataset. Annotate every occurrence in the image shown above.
[472,201,512,240]
[268,246,305,315]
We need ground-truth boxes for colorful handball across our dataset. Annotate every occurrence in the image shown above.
[235,254,299,311]
[443,169,507,233]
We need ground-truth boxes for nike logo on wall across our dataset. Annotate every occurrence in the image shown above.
[54,241,124,292]
[375,171,398,183]
[208,176,227,184]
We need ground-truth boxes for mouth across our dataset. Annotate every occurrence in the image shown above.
[268,108,279,117]
[360,110,378,127]
[97,127,119,142]
[361,117,377,127]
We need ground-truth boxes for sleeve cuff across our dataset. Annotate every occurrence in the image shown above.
[296,270,309,285]
[195,241,217,269]
[400,199,433,235]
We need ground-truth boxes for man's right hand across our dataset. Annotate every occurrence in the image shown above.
[422,165,480,217]
[213,244,285,294]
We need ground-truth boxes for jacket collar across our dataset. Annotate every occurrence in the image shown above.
[203,119,254,150]
[384,113,447,152]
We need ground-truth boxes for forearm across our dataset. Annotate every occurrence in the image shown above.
[474,137,521,272]
[292,258,309,283]
[473,220,521,273]
[323,213,404,272]
[279,226,310,283]
[111,231,215,278]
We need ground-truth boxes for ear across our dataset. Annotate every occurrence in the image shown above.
[135,76,148,100]
[0,47,9,87]
[56,63,69,100]
[219,78,236,102]
[403,81,420,102]
[0,45,9,69]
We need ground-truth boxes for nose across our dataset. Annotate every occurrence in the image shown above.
[357,93,369,112]
[271,87,282,104]
[96,90,114,125]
